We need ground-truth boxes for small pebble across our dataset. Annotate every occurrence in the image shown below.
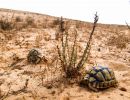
[120,94,124,96]
[51,90,56,95]
[97,95,99,98]
[119,87,127,92]
[97,48,101,52]
[46,85,52,89]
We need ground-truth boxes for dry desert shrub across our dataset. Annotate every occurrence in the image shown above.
[57,13,99,79]
[53,18,61,26]
[107,34,129,49]
[0,13,30,31]
[0,20,13,31]
[42,18,48,28]
[75,21,85,29]
[25,16,34,26]
[24,16,37,28]
[0,14,15,31]
[15,16,22,22]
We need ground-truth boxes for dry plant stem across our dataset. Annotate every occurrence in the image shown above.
[66,33,70,62]
[57,46,66,71]
[77,12,98,70]
[10,13,15,29]
[39,68,46,86]
[56,16,64,40]
[24,79,29,89]
[57,45,64,70]
[5,12,9,22]
[126,21,130,30]
[62,32,67,68]
[60,16,64,32]
[69,29,77,68]
[8,12,15,30]
[73,42,77,68]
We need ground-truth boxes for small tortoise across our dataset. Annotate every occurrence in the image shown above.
[27,49,41,64]
[81,66,118,92]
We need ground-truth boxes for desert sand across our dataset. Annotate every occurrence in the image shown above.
[0,8,130,100]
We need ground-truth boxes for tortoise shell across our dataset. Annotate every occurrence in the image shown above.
[27,49,41,64]
[83,66,118,91]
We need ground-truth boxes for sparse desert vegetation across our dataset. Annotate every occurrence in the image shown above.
[0,8,130,100]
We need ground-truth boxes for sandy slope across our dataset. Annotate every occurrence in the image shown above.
[0,8,130,100]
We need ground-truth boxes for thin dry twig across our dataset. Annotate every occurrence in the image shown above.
[125,21,130,30]
[11,79,29,95]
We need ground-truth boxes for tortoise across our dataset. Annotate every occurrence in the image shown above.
[80,66,118,92]
[27,49,41,64]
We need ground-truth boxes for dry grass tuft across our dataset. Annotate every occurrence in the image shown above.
[25,16,34,26]
[0,15,14,31]
[15,16,22,22]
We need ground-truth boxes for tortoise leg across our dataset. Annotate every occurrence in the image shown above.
[88,83,99,92]
[35,56,41,64]
[113,80,118,88]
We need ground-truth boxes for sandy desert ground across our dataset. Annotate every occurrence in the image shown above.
[0,8,130,100]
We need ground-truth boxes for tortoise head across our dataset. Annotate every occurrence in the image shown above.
[79,79,89,87]
[79,72,89,87]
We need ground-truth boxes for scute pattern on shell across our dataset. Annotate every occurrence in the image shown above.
[27,49,41,64]
[84,66,118,91]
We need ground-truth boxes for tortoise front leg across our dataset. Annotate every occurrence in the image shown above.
[88,83,99,92]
